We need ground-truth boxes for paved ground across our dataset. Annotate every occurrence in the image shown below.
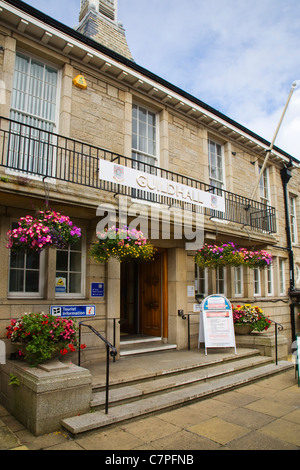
[0,368,299,451]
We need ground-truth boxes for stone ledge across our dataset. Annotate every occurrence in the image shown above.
[235,332,288,360]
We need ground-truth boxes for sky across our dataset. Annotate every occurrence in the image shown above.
[20,0,300,160]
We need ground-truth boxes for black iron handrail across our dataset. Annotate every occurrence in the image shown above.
[180,312,284,365]
[267,319,284,365]
[0,116,276,233]
[78,322,117,414]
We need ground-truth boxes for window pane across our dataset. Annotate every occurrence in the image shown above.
[26,251,40,270]
[9,270,24,292]
[69,273,81,293]
[56,250,68,271]
[70,252,81,272]
[10,252,24,269]
[25,271,39,292]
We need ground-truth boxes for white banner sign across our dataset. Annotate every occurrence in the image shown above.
[99,159,225,212]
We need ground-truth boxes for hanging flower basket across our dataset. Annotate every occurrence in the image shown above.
[233,304,272,333]
[89,226,156,263]
[6,210,81,252]
[6,312,86,367]
[195,243,272,269]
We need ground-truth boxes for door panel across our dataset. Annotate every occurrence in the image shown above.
[140,252,162,337]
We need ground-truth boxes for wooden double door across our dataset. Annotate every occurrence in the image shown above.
[120,249,168,338]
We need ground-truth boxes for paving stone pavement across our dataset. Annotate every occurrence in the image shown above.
[0,368,299,451]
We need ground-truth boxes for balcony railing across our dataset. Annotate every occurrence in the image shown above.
[0,116,276,234]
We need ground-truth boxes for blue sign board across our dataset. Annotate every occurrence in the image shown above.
[50,305,96,318]
[91,282,104,298]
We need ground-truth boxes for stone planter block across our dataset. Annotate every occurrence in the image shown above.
[234,332,288,360]
[0,359,92,436]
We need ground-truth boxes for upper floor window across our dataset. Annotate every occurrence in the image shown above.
[259,165,270,205]
[289,195,298,244]
[208,140,224,190]
[132,104,157,170]
[9,52,59,176]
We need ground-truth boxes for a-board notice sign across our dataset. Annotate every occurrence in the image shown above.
[198,295,236,355]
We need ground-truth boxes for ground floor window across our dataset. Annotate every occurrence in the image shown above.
[194,265,206,298]
[253,268,261,296]
[234,266,243,296]
[279,259,285,295]
[8,249,43,297]
[216,266,226,295]
[55,238,84,296]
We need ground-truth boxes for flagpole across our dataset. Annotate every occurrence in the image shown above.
[250,82,298,201]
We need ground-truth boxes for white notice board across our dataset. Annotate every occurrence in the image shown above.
[198,295,237,355]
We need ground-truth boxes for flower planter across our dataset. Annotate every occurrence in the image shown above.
[234,325,253,335]
[6,210,81,252]
[195,243,272,269]
[90,225,156,263]
[6,313,85,367]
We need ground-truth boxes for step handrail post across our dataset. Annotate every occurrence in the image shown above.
[78,321,117,413]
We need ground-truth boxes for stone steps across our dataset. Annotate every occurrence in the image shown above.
[120,337,177,357]
[61,350,293,436]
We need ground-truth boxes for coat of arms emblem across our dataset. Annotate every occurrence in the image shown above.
[113,165,124,182]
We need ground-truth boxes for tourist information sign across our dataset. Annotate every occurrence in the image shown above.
[198,295,236,355]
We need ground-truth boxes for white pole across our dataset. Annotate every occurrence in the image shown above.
[250,82,297,201]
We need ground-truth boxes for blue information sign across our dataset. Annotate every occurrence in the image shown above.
[91,282,104,298]
[50,305,96,317]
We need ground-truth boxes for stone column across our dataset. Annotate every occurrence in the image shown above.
[168,247,188,349]
[106,258,120,353]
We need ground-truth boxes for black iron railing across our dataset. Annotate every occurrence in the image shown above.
[0,116,276,233]
[78,322,117,414]
[180,312,284,365]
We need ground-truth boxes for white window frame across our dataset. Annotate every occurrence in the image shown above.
[8,50,61,178]
[8,231,46,299]
[267,264,273,296]
[279,259,285,296]
[55,234,86,299]
[216,266,226,295]
[194,264,207,298]
[234,266,243,297]
[289,195,298,245]
[253,267,261,297]
[208,139,224,190]
[132,103,158,168]
[259,165,270,205]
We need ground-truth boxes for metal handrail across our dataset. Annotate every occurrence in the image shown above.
[0,115,277,233]
[78,322,117,414]
[267,319,284,366]
[180,312,284,365]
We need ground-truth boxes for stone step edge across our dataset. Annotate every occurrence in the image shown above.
[92,349,262,390]
[91,355,273,407]
[61,361,293,436]
[120,343,177,357]
[120,336,163,345]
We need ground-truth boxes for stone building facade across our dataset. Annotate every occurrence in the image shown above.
[0,0,299,364]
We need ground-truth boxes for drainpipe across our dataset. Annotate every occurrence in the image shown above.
[280,164,296,342]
